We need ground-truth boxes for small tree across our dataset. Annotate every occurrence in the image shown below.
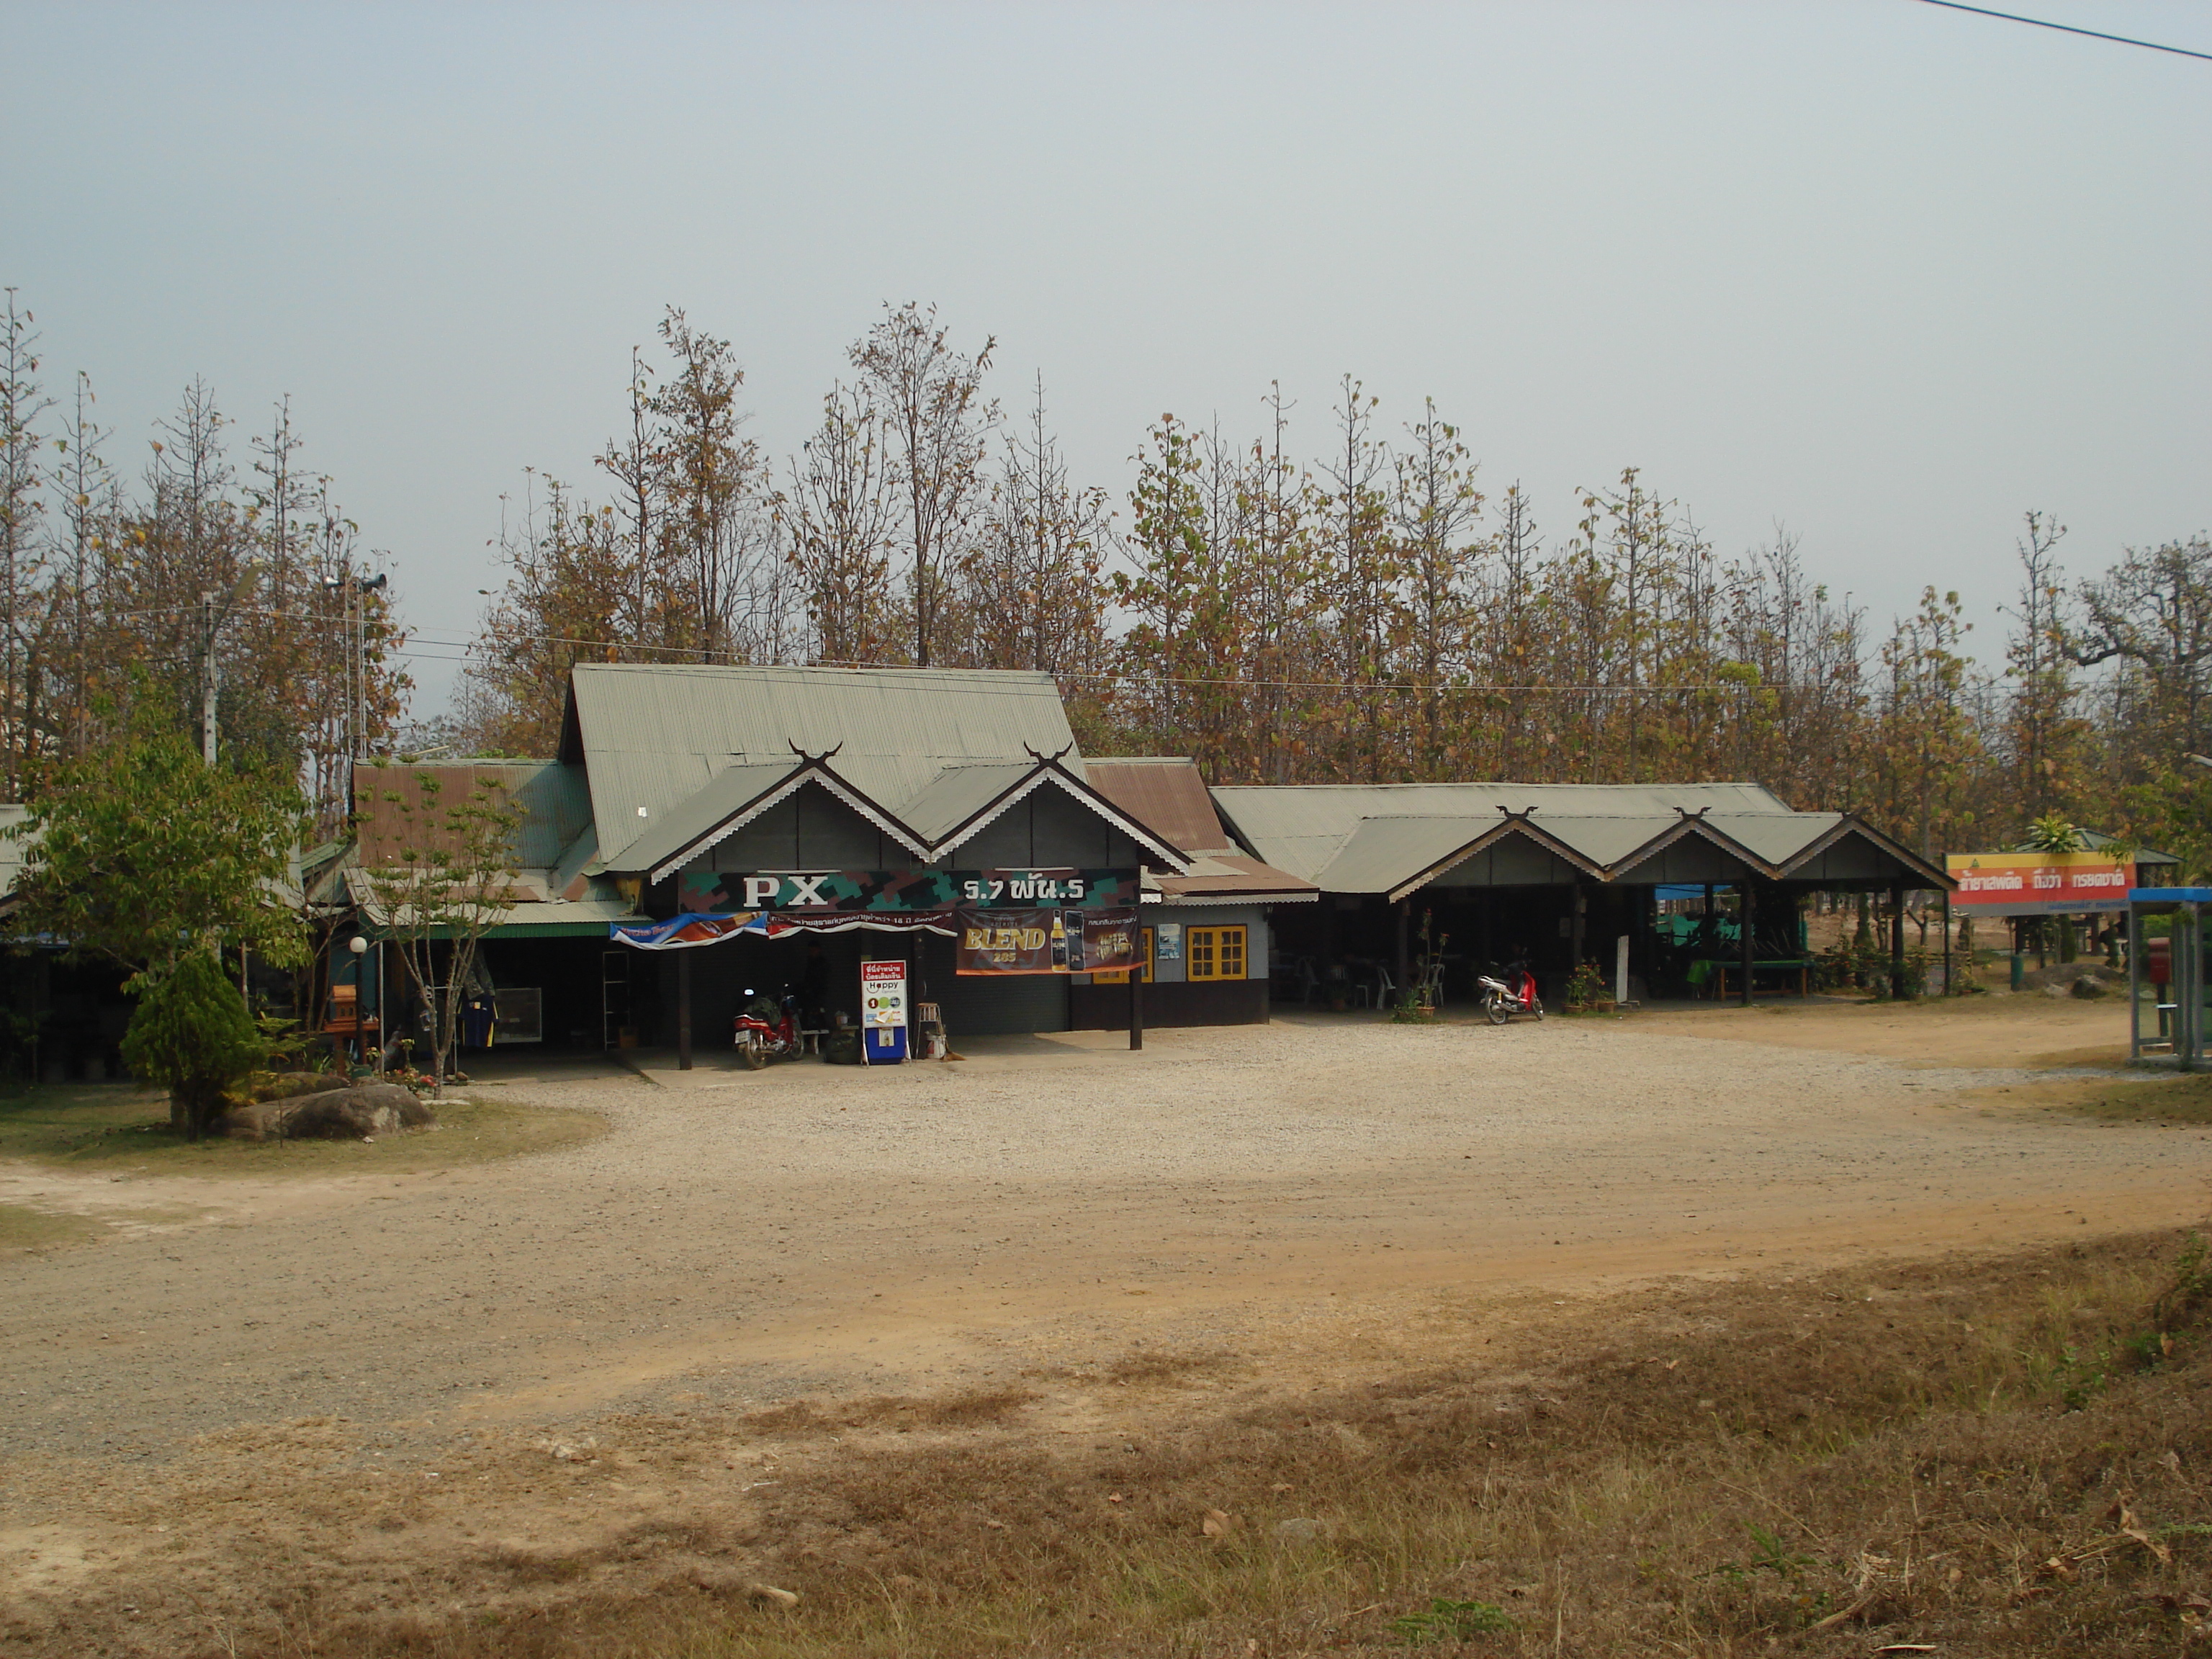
[120,947,261,1140]
[4,694,307,981]
[361,765,521,1096]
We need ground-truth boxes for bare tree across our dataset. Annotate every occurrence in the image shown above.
[0,290,50,798]
[853,303,996,667]
[781,382,901,664]
[958,373,1112,683]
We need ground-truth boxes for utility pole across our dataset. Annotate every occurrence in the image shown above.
[200,590,218,765]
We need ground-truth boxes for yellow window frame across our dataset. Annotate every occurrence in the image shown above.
[1187,925,1246,981]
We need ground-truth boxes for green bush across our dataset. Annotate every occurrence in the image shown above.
[120,949,261,1141]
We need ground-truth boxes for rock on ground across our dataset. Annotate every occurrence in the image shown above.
[219,1082,435,1141]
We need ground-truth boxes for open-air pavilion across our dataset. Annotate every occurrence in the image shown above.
[1209,781,1956,1008]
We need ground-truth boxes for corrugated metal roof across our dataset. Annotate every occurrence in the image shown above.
[607,760,809,878]
[1214,782,1952,893]
[570,664,1081,868]
[1212,779,1796,881]
[898,763,1043,844]
[1156,851,1320,904]
[352,760,592,870]
[1084,758,1235,855]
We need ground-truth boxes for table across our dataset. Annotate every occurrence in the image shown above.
[1695,959,1812,1000]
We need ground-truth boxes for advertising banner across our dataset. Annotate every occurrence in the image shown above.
[860,959,908,1028]
[1074,909,1140,975]
[678,868,1138,915]
[955,909,1061,976]
[1944,850,2134,916]
[953,908,1143,976]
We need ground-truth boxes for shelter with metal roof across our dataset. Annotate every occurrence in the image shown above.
[1210,781,1954,1007]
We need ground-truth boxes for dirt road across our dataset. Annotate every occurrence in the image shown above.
[3,994,2206,1650]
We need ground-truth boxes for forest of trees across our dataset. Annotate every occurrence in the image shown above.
[0,292,406,837]
[6,289,2211,873]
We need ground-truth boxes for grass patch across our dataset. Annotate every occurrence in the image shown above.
[161,1231,2212,1659]
[0,1199,102,1254]
[1964,1071,2212,1125]
[0,1082,608,1176]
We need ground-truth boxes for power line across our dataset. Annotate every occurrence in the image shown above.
[1914,0,2212,62]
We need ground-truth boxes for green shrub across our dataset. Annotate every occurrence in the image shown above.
[120,949,261,1141]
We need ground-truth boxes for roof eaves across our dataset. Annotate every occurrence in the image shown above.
[642,755,934,884]
[1604,813,1782,883]
[1777,814,1955,889]
[1384,814,1606,903]
[926,757,1192,873]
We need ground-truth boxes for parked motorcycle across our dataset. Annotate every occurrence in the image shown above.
[733,987,803,1068]
[1477,960,1544,1026]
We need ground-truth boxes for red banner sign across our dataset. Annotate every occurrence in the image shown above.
[1944,851,2134,916]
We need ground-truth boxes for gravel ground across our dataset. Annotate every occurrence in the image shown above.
[4,1007,2206,1471]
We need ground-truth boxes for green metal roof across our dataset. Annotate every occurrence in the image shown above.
[1213,782,1950,894]
[565,664,1082,870]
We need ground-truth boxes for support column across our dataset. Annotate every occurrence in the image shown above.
[1129,958,1144,1051]
[1395,901,1410,1006]
[1889,881,1907,1001]
[1941,891,1953,999]
[677,950,693,1071]
[1739,879,1755,1007]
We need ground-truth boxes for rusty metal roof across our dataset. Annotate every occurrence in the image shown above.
[1084,758,1235,854]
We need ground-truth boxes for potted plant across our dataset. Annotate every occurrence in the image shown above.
[1564,961,1606,1013]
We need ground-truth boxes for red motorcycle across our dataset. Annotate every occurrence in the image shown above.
[733,988,803,1069]
[1477,959,1544,1025]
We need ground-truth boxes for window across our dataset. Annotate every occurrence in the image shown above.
[1187,925,1246,981]
[1090,927,1154,984]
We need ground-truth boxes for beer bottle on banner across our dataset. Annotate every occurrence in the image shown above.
[1050,911,1068,970]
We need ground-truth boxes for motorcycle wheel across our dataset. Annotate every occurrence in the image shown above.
[1485,993,1510,1027]
[1532,997,1545,1022]
[739,1035,766,1070]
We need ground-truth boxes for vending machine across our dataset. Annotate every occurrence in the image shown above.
[860,958,908,1064]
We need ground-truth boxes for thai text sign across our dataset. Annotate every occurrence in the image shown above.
[860,959,907,1028]
[955,907,1141,976]
[678,868,1137,914]
[1944,851,2134,916]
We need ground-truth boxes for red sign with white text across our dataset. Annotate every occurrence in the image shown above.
[1944,851,2134,916]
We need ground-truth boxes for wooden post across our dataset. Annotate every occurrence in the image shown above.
[1395,901,1410,1009]
[1129,960,1144,1051]
[1889,882,1907,1000]
[1739,879,1754,1007]
[677,950,693,1071]
[1941,890,1953,999]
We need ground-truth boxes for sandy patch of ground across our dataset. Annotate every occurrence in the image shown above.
[1,996,2206,1653]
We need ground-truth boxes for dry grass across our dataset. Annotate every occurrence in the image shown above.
[0,1199,101,1253]
[1960,1070,2212,1127]
[0,1082,608,1177]
[83,1228,2212,1659]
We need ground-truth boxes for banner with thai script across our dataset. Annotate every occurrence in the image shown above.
[1072,909,1140,974]
[678,868,1138,915]
[1944,851,2134,915]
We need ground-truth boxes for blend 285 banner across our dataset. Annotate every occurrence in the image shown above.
[954,909,1140,976]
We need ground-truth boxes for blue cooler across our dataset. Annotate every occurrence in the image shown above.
[863,1025,908,1064]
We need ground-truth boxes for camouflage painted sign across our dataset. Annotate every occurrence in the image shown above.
[677,868,1138,914]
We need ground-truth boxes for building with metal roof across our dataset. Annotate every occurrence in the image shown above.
[1210,780,1956,1008]
[333,665,1286,1061]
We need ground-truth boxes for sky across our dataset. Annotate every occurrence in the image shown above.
[7,1,2209,716]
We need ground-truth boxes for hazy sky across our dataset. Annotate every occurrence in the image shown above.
[8,1,2208,714]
